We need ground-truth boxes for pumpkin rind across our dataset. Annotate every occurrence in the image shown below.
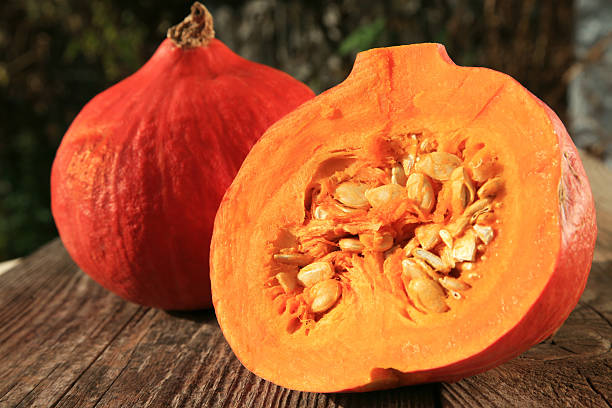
[51,21,314,310]
[210,44,596,391]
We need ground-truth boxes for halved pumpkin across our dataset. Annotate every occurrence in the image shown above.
[210,43,596,392]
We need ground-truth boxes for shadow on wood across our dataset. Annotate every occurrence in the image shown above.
[165,309,217,324]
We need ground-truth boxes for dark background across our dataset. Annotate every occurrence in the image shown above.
[0,0,574,261]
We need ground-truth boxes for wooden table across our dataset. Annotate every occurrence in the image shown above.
[1,153,611,408]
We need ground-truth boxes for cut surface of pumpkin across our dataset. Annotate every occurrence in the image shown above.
[210,44,596,392]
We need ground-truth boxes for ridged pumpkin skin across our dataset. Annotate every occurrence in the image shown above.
[210,44,596,391]
[51,29,314,309]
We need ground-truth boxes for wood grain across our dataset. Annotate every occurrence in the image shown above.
[0,241,437,408]
[0,152,610,408]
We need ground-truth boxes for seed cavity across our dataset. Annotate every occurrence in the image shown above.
[270,133,502,325]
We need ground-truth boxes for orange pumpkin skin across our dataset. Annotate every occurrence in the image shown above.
[50,5,314,310]
[210,44,596,391]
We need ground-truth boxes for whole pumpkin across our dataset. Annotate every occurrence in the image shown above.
[51,2,314,310]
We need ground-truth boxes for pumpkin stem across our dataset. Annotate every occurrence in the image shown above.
[167,2,215,48]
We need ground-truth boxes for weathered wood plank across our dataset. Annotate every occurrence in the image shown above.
[0,152,610,407]
[0,242,436,407]
[0,241,143,408]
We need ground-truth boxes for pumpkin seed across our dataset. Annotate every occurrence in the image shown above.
[439,276,471,292]
[475,212,496,225]
[470,206,492,224]
[334,202,365,215]
[419,138,437,153]
[401,155,416,177]
[338,238,364,252]
[414,152,462,181]
[365,184,405,207]
[473,224,494,244]
[274,253,314,266]
[403,237,419,256]
[391,163,407,186]
[464,198,492,218]
[297,261,334,287]
[313,206,330,220]
[359,232,394,252]
[477,177,503,198]
[452,231,477,262]
[402,258,428,280]
[415,224,441,250]
[439,229,453,248]
[445,198,492,237]
[413,248,447,271]
[334,182,370,209]
[450,166,475,210]
[413,257,437,279]
[406,173,435,212]
[439,245,455,271]
[456,262,474,271]
[408,278,449,313]
[467,150,498,182]
[447,215,470,237]
[384,245,400,259]
[276,272,299,293]
[310,279,341,313]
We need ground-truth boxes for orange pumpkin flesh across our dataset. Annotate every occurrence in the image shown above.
[210,44,596,392]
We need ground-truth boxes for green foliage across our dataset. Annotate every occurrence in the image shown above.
[338,18,386,56]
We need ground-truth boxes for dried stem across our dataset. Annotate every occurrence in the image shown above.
[167,2,215,48]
